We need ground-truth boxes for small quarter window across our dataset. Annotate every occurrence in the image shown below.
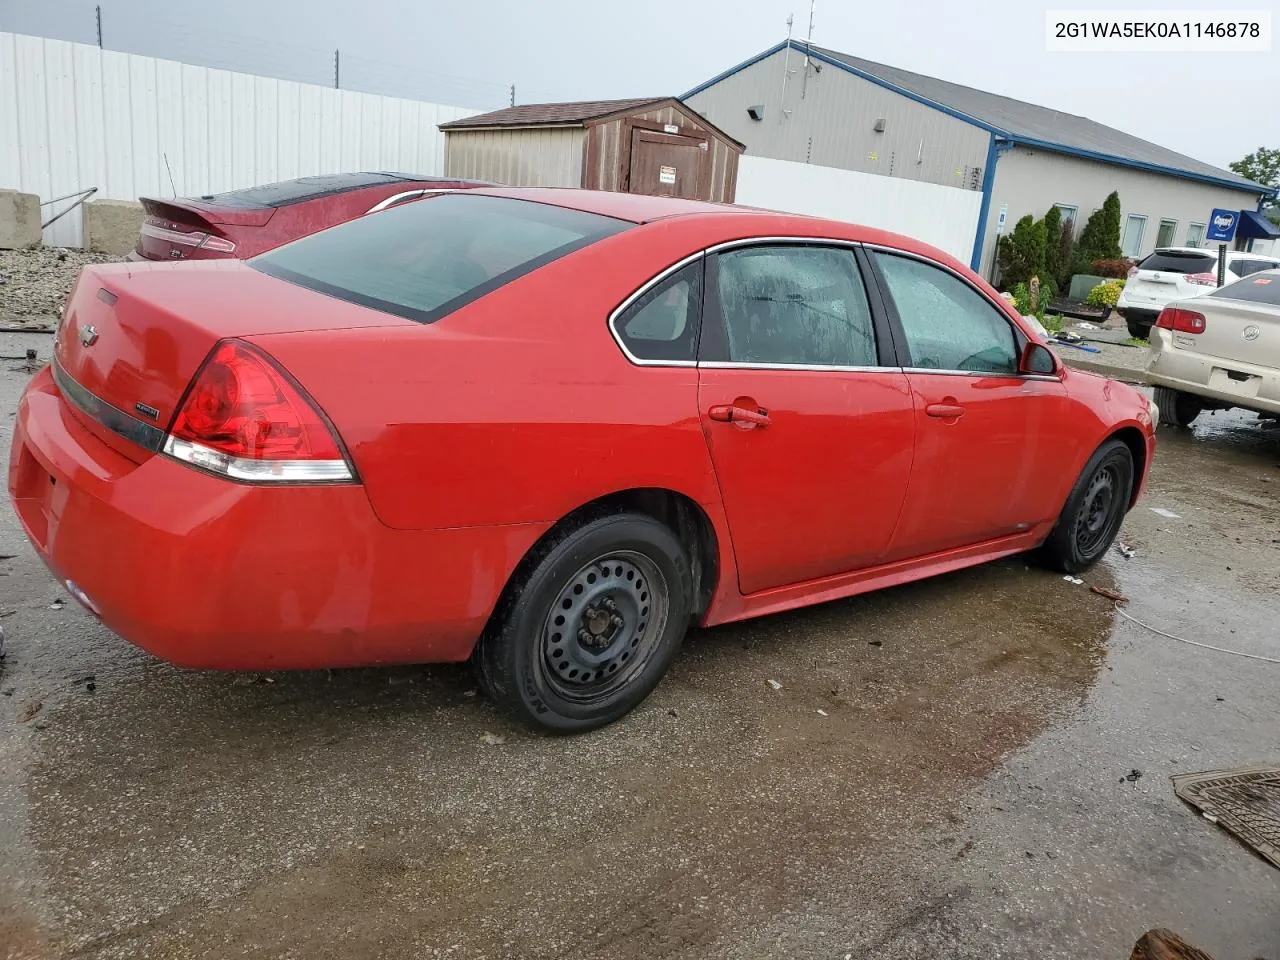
[613,261,702,362]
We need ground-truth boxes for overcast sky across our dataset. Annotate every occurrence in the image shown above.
[1,0,1275,171]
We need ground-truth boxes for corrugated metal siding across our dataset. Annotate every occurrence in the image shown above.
[686,48,988,190]
[981,146,1264,277]
[584,103,740,201]
[0,31,476,247]
[444,128,585,187]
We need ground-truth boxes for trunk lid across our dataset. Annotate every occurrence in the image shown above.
[54,260,411,462]
[1189,293,1280,365]
[1128,250,1219,307]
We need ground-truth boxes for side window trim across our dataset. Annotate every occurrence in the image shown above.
[607,251,705,367]
[697,239,895,370]
[863,243,1042,379]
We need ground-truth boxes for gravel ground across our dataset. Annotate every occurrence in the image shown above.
[0,248,115,328]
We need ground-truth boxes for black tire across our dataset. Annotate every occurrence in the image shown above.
[474,512,693,733]
[1126,318,1151,340]
[1152,385,1202,427]
[1039,439,1135,573]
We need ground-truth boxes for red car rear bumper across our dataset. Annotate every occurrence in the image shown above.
[9,367,546,670]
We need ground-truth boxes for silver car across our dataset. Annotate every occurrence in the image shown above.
[1146,268,1280,427]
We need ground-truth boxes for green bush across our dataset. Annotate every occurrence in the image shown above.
[1010,281,1047,323]
[997,214,1047,288]
[1041,206,1062,299]
[1074,192,1123,273]
[1085,279,1124,308]
[1054,217,1075,291]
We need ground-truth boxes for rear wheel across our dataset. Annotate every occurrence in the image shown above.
[1039,439,1134,573]
[474,513,692,733]
[1153,386,1202,427]
[1126,317,1152,340]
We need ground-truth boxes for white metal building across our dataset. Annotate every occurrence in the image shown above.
[684,40,1277,275]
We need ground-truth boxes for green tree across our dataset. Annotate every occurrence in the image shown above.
[1229,147,1280,190]
[1054,214,1075,289]
[1230,148,1280,225]
[1041,206,1062,298]
[1073,191,1122,273]
[996,214,1047,288]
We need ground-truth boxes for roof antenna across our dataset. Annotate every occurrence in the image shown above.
[801,0,816,99]
[780,13,795,119]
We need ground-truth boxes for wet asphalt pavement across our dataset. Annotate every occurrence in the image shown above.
[1,331,1277,960]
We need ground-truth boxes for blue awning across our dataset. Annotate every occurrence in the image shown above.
[1238,209,1280,240]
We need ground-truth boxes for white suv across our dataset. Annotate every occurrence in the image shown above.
[1117,247,1280,339]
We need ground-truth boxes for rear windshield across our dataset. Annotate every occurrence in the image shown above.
[1137,251,1215,274]
[252,193,630,324]
[199,173,422,208]
[1210,272,1280,305]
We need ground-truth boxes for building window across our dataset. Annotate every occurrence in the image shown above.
[1155,218,1178,248]
[1187,222,1206,248]
[1055,204,1079,234]
[1121,214,1147,258]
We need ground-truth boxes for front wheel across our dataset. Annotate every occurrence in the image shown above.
[1153,385,1202,427]
[1039,439,1135,573]
[474,513,693,733]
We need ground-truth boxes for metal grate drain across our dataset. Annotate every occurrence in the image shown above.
[1173,766,1280,869]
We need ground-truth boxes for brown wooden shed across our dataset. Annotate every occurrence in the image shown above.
[439,97,744,203]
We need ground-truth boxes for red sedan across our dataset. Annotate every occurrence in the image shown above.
[10,188,1155,732]
[129,172,490,262]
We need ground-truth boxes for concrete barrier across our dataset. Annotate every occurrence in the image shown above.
[0,190,41,249]
[84,199,143,256]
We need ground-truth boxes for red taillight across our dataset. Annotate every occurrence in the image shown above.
[140,221,237,255]
[1155,307,1206,334]
[164,340,353,482]
[1185,272,1217,287]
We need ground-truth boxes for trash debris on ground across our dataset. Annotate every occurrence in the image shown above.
[1076,321,1098,330]
[1129,927,1218,960]
[816,709,828,717]
[1121,768,1143,784]
[1173,766,1280,869]
[1090,585,1128,603]
[867,639,883,647]
[19,700,42,722]
[1150,507,1181,519]
[1113,604,1280,665]
[1116,541,1136,559]
[1062,575,1084,585]
[767,678,782,690]
[479,731,506,746]
[48,599,64,610]
[462,689,477,698]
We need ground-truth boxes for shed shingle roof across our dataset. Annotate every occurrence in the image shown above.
[439,97,666,130]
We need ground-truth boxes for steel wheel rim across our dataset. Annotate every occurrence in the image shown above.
[540,550,670,703]
[1075,464,1119,556]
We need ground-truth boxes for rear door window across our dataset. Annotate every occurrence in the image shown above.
[707,245,878,367]
[253,194,630,324]
[1137,251,1216,274]
[1210,272,1280,304]
[873,252,1018,374]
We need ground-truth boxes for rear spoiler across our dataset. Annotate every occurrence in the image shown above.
[139,197,274,229]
